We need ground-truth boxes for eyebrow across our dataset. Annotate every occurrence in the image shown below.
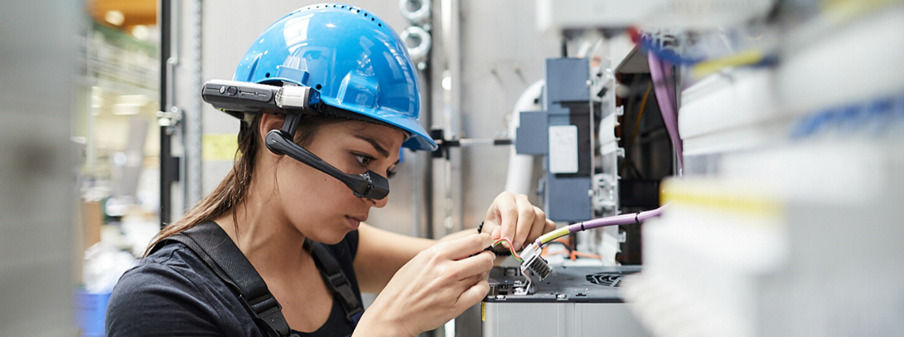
[353,134,390,158]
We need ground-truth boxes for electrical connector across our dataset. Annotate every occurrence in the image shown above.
[520,243,551,280]
[516,243,551,294]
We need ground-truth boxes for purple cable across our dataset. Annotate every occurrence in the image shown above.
[568,205,665,233]
[648,52,684,174]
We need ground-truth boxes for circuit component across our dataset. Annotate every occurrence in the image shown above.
[520,243,551,280]
[515,243,551,294]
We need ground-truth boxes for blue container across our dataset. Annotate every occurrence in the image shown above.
[76,290,111,337]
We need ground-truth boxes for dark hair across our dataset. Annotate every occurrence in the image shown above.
[144,113,345,256]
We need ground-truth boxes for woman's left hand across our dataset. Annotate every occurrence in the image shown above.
[481,192,556,251]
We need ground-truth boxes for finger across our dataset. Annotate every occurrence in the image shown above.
[457,272,486,286]
[496,193,518,246]
[491,226,501,239]
[438,251,493,284]
[456,279,490,312]
[480,219,499,238]
[526,206,547,243]
[512,194,535,250]
[437,233,492,260]
[450,250,494,278]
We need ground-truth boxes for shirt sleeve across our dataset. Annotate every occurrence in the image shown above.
[106,262,223,337]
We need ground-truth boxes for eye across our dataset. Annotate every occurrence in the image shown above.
[353,153,374,168]
[386,166,397,179]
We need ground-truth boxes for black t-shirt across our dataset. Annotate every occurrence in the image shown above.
[106,229,362,337]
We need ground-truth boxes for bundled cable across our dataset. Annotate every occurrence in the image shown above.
[533,205,667,248]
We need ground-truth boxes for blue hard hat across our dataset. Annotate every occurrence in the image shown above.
[234,3,437,151]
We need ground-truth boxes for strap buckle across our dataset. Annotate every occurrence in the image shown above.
[247,294,289,336]
[325,271,363,322]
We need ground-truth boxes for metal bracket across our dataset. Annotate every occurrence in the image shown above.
[157,106,183,129]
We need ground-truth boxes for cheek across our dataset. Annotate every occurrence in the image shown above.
[276,161,358,232]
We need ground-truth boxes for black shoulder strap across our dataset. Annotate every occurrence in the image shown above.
[151,222,291,337]
[304,238,364,323]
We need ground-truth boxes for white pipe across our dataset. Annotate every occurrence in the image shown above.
[504,80,544,195]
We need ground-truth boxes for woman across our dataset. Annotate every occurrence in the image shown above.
[106,4,554,337]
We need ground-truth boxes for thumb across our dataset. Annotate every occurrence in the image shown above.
[491,226,501,239]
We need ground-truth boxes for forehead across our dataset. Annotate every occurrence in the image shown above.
[316,120,405,152]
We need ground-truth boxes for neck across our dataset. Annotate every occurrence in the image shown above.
[213,185,308,277]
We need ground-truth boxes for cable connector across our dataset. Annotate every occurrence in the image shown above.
[516,243,551,295]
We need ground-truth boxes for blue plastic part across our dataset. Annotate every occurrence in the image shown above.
[233,3,437,151]
[545,176,592,222]
[790,93,904,139]
[540,58,593,222]
[515,111,548,155]
[545,58,591,103]
[76,290,111,337]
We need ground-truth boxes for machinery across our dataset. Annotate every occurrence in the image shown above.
[483,265,646,337]
[485,2,904,337]
[483,47,670,336]
[156,2,904,336]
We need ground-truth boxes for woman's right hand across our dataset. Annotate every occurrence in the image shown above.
[354,233,495,337]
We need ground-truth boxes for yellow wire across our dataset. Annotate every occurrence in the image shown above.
[630,83,653,144]
[824,0,902,23]
[690,50,767,78]
[537,227,570,246]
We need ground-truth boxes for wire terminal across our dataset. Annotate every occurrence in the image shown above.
[517,243,551,294]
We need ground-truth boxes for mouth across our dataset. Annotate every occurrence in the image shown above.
[345,215,366,228]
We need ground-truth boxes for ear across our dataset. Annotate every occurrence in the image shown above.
[258,113,286,157]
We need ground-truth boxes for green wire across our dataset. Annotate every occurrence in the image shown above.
[492,238,523,263]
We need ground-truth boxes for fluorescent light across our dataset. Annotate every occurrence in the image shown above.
[113,94,148,115]
[132,25,149,40]
[116,94,148,105]
[105,10,125,26]
[112,105,140,116]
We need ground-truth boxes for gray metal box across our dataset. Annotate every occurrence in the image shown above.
[545,176,592,222]
[516,110,549,155]
[545,58,591,103]
[483,266,649,337]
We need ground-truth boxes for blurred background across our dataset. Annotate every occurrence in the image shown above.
[1,0,902,336]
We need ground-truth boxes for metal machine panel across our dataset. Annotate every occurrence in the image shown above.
[531,58,595,222]
[484,302,648,337]
[515,110,549,155]
[545,58,591,103]
[483,266,649,337]
[545,176,592,222]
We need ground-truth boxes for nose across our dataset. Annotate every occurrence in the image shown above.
[368,195,389,208]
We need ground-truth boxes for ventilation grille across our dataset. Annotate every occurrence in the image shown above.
[586,272,625,287]
[302,3,384,28]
